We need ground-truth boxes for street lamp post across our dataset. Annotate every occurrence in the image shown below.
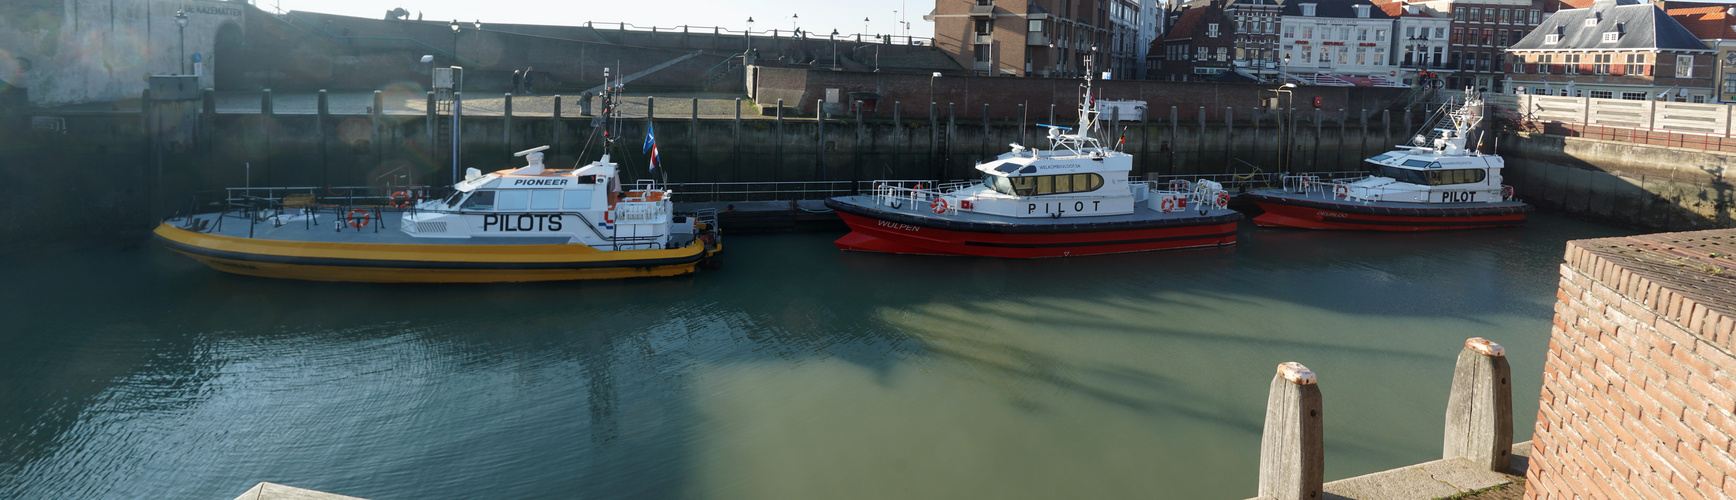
[830,29,839,69]
[929,71,940,113]
[791,13,799,32]
[1269,82,1297,173]
[175,9,188,75]
[746,17,754,55]
[449,20,460,65]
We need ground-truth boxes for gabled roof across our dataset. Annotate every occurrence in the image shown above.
[1507,0,1712,51]
[1282,0,1395,19]
[1370,0,1445,18]
[1166,7,1207,41]
[1667,3,1736,40]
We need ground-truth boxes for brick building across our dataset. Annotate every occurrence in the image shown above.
[1374,0,1454,85]
[1401,0,1549,91]
[1665,3,1736,102]
[1528,230,1736,500]
[1505,0,1714,102]
[926,0,1138,78]
[1155,2,1238,79]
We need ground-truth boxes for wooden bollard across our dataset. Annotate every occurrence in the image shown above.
[1258,362,1324,500]
[1442,337,1512,472]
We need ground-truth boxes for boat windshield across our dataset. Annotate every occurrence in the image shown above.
[443,190,465,208]
[1369,164,1430,185]
[984,173,1017,196]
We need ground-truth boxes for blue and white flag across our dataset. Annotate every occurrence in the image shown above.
[643,123,661,172]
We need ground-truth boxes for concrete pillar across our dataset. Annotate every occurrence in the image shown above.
[1257,362,1324,500]
[503,93,513,150]
[553,95,564,156]
[1442,337,1513,472]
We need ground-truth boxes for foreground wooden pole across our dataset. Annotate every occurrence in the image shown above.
[1258,362,1323,500]
[1442,337,1512,472]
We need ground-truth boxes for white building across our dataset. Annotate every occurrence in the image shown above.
[1281,0,1405,85]
[1379,1,1453,85]
[1138,0,1159,78]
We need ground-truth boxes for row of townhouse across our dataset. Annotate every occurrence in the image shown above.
[1152,0,1558,89]
[1507,0,1727,103]
[929,0,1149,78]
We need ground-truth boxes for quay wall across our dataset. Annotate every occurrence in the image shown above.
[1498,131,1736,232]
[1528,230,1736,499]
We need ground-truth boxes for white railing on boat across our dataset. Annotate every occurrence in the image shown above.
[1278,174,1520,203]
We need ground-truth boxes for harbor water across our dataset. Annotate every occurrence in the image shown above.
[0,214,1631,499]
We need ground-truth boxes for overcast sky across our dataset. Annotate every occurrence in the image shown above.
[262,0,937,39]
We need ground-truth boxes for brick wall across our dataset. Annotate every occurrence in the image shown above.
[1529,229,1736,499]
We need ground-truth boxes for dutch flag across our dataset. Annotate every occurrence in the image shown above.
[643,123,660,172]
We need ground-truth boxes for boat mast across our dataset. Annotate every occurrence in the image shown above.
[1077,53,1096,141]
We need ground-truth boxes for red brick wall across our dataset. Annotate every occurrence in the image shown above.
[1529,230,1736,500]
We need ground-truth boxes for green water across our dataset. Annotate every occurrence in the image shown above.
[0,214,1632,499]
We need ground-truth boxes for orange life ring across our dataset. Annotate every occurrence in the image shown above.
[1168,180,1189,191]
[1159,197,1176,212]
[1215,192,1230,208]
[930,197,949,214]
[390,190,412,208]
[1501,185,1514,200]
[346,209,372,228]
[1335,185,1348,197]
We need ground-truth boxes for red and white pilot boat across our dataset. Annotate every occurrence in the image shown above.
[1242,90,1531,231]
[823,64,1242,258]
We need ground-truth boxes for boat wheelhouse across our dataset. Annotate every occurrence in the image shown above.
[1242,90,1531,231]
[823,61,1241,258]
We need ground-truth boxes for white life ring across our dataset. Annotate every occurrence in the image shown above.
[930,197,949,214]
[1160,197,1176,212]
[1335,185,1348,197]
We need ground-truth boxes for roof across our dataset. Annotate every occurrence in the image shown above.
[1667,3,1736,40]
[1166,7,1207,41]
[1370,0,1446,18]
[1507,0,1712,51]
[1282,0,1396,19]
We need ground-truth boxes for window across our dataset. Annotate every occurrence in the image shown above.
[1510,30,1525,45]
[562,189,592,209]
[1301,3,1316,16]
[975,44,991,62]
[1725,74,1736,93]
[975,20,992,35]
[1454,7,1466,21]
[1029,20,1044,32]
[1216,47,1228,61]
[1499,30,1509,45]
[1677,55,1694,77]
[529,189,562,210]
[461,190,497,210]
[1590,90,1613,99]
[1693,94,1707,103]
[1544,33,1559,44]
[1302,26,1312,39]
[1358,29,1368,41]
[1376,29,1385,42]
[1407,26,1416,38]
[1339,28,1349,40]
[496,190,530,211]
[1452,28,1464,44]
[1483,8,1494,22]
[1375,165,1431,184]
[1006,173,1105,196]
[1207,23,1219,37]
[1530,10,1541,24]
[1500,9,1511,23]
[1481,29,1493,45]
[1198,46,1208,59]
[1375,48,1385,65]
[1424,169,1488,186]
[1622,91,1648,100]
[1480,52,1491,71]
[1338,46,1348,64]
[1356,47,1367,65]
[1602,32,1618,42]
[1435,27,1445,39]
[1566,53,1580,74]
[1284,25,1295,38]
[1355,5,1370,18]
[1301,46,1312,62]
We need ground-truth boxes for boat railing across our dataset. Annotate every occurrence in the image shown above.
[660,180,860,202]
[871,180,952,213]
[1280,175,1521,204]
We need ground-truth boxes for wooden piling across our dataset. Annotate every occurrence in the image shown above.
[503,93,513,150]
[1257,361,1324,500]
[1442,337,1513,472]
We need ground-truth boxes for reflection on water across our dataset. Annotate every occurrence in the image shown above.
[0,214,1631,499]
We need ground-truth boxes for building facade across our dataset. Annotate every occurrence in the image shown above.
[1408,0,1551,92]
[1280,0,1401,85]
[1137,0,1160,78]
[1665,2,1736,102]
[1505,0,1715,101]
[927,0,1134,77]
[1376,0,1454,85]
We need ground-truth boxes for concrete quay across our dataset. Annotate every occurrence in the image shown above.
[232,482,366,500]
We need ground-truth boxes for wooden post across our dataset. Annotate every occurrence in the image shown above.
[553,95,565,156]
[1169,106,1179,173]
[1223,107,1232,170]
[818,98,826,180]
[317,89,329,186]
[691,97,699,182]
[1443,337,1513,472]
[503,93,514,150]
[982,103,990,161]
[373,90,384,162]
[894,101,903,179]
[733,97,742,182]
[776,98,784,182]
[1257,362,1324,500]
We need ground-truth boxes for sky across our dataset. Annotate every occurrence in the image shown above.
[261,0,937,39]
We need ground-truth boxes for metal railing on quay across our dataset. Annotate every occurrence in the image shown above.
[1501,118,1736,154]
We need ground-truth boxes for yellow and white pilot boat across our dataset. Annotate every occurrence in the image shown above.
[154,146,722,283]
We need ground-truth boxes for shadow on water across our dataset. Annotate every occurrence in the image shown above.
[0,213,1633,499]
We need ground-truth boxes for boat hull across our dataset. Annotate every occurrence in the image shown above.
[1244,191,1530,231]
[153,223,713,283]
[827,202,1238,258]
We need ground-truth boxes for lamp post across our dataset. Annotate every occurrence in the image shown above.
[449,20,460,65]
[1269,82,1297,173]
[746,17,754,55]
[175,9,188,75]
[929,71,940,113]
[864,17,870,38]
[791,13,799,32]
[831,29,839,69]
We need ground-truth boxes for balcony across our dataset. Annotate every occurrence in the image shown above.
[970,4,995,17]
[974,33,993,44]
[1027,33,1050,46]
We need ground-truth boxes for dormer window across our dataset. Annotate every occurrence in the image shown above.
[1545,33,1560,44]
[1355,5,1370,18]
[1585,12,1601,26]
[1301,3,1317,16]
[1602,31,1619,42]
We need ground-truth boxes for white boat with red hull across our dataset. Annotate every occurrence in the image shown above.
[824,60,1242,258]
[1242,89,1531,231]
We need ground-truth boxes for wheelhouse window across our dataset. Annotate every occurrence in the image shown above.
[1371,164,1430,184]
[496,190,530,211]
[460,190,497,210]
[1004,173,1105,196]
[529,189,562,210]
[1424,169,1487,185]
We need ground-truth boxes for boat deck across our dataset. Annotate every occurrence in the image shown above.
[826,195,1241,233]
[1243,189,1532,214]
[170,210,687,246]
